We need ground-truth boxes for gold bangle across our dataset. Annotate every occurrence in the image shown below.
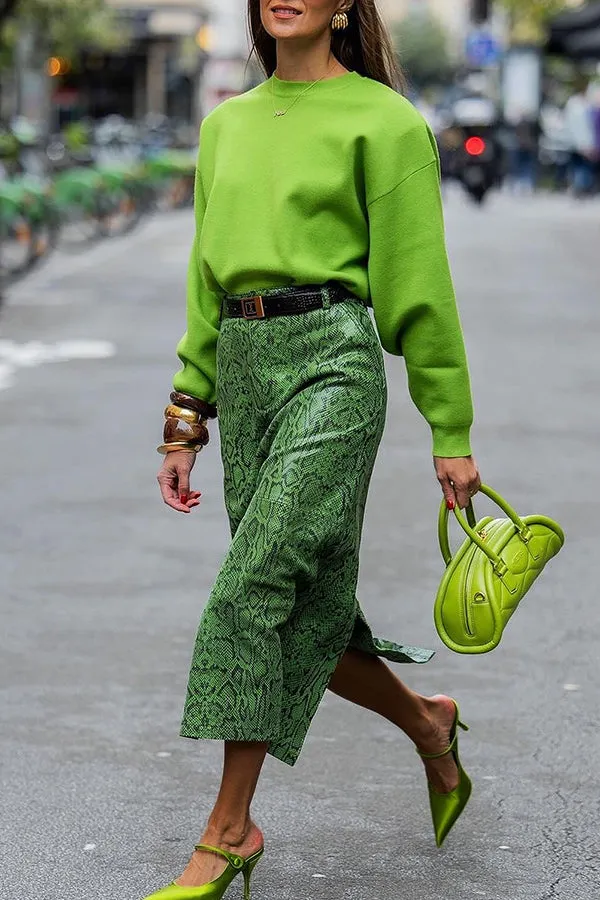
[164,418,209,445]
[164,404,201,424]
[157,441,203,455]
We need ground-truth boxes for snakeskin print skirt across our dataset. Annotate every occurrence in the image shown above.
[180,286,434,766]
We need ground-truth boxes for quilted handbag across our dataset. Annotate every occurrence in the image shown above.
[434,484,564,654]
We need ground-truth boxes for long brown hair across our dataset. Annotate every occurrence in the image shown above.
[247,1,405,92]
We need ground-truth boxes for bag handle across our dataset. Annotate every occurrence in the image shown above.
[438,484,533,573]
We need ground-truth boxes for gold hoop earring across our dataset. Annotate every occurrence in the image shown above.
[331,11,349,31]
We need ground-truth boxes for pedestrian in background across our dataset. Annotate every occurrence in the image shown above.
[150,2,481,898]
[564,74,597,197]
[509,114,540,195]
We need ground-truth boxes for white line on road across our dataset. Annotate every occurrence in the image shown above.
[0,339,117,391]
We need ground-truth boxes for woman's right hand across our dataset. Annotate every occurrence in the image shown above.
[157,450,202,514]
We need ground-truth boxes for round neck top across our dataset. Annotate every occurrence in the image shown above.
[270,70,360,95]
[173,72,473,458]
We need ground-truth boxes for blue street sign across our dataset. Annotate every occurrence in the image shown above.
[466,30,502,67]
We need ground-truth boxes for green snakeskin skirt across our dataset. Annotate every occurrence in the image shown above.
[180,286,434,766]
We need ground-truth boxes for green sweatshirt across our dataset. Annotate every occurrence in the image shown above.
[174,71,473,457]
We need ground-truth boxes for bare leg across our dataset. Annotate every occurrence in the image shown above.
[329,649,461,793]
[176,741,268,887]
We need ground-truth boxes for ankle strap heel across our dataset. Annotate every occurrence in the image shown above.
[141,845,264,899]
[417,700,472,848]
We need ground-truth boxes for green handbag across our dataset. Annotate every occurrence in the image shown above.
[434,484,564,654]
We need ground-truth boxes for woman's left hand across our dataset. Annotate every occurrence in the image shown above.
[434,456,481,510]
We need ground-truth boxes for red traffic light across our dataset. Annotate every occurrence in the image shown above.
[465,136,486,157]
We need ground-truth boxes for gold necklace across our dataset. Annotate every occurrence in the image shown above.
[271,62,336,118]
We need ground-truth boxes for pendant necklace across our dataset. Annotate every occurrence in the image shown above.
[271,61,336,118]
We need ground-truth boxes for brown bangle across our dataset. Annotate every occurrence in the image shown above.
[163,418,210,445]
[170,391,217,419]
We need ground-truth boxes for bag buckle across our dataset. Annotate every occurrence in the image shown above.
[519,526,533,544]
[493,559,508,579]
[241,296,265,319]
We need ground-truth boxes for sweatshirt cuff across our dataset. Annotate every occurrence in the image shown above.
[172,365,217,414]
[431,425,472,458]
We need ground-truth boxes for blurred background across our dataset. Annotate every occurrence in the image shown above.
[1,3,600,900]
[1,0,600,281]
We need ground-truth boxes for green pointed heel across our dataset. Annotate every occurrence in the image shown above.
[141,845,264,900]
[417,700,472,848]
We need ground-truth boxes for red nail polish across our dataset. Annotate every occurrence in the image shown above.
[447,499,455,510]
[180,494,188,504]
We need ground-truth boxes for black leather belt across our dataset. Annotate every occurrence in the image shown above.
[221,282,357,320]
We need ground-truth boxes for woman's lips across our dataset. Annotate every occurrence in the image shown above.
[272,7,301,18]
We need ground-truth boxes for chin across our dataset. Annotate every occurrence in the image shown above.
[266,25,308,39]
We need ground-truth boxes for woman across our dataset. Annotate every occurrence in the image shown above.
[151,2,481,898]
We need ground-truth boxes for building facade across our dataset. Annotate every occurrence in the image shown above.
[101,0,209,120]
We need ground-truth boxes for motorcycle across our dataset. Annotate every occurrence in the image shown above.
[437,92,503,205]
[439,123,503,204]
[457,127,503,204]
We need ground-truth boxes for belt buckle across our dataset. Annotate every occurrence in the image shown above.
[241,295,265,320]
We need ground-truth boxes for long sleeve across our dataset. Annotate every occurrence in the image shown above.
[367,147,473,458]
[172,154,221,407]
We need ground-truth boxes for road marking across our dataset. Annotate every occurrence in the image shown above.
[0,339,116,391]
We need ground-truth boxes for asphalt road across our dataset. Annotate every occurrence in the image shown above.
[1,190,599,900]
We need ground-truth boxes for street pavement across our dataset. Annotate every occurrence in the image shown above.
[1,190,599,900]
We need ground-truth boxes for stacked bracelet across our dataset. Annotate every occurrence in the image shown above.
[170,391,217,419]
[157,392,214,455]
